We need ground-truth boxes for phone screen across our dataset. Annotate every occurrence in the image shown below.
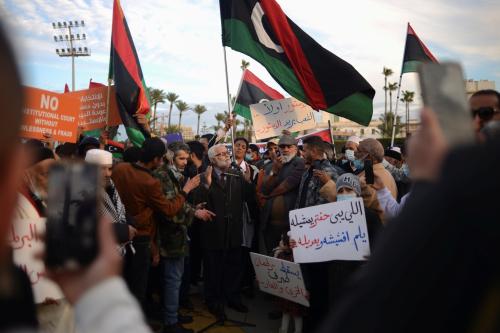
[45,162,99,269]
[418,62,475,147]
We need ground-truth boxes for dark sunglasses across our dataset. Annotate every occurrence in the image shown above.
[471,107,500,121]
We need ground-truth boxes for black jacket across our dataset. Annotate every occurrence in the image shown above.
[319,139,500,333]
[199,169,255,250]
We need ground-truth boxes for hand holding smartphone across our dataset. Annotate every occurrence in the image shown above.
[45,162,100,270]
[418,62,474,147]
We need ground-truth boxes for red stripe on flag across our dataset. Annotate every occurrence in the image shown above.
[407,23,438,63]
[111,0,149,114]
[243,69,284,100]
[259,0,327,110]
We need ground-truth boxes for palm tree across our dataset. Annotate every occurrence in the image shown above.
[166,92,179,128]
[382,67,393,117]
[175,100,190,130]
[193,104,207,136]
[240,59,250,71]
[388,82,399,114]
[244,118,252,141]
[377,112,402,138]
[400,90,415,136]
[148,88,167,132]
[215,113,225,128]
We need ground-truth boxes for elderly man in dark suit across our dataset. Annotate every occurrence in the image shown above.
[199,144,255,317]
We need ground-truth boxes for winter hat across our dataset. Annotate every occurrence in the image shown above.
[336,173,361,196]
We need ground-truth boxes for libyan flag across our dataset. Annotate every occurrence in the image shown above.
[233,69,284,120]
[402,23,438,74]
[109,0,151,147]
[219,0,375,126]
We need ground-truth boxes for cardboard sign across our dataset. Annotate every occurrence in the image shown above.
[251,252,309,307]
[72,86,121,131]
[9,218,63,303]
[250,98,317,140]
[21,86,80,142]
[289,198,371,263]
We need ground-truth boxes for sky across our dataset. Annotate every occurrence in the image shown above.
[0,0,499,134]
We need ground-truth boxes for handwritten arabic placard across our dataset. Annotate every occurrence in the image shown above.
[250,98,317,140]
[8,218,63,303]
[250,252,309,307]
[289,198,370,263]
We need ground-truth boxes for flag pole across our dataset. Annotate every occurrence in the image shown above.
[328,119,337,157]
[390,74,403,146]
[105,78,112,131]
[223,46,236,162]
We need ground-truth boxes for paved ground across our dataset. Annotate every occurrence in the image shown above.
[148,284,284,333]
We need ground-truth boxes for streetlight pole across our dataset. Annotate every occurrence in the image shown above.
[52,20,90,91]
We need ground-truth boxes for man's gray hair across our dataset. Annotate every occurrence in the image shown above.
[359,138,384,163]
[168,141,190,157]
[208,144,226,160]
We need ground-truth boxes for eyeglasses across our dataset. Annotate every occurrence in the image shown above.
[471,107,500,121]
[215,151,230,158]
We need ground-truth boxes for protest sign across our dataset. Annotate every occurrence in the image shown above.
[72,86,121,131]
[8,218,63,303]
[250,97,317,140]
[21,86,80,142]
[250,252,309,307]
[289,198,370,263]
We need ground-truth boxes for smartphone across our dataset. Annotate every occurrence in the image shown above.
[418,62,475,147]
[364,159,374,185]
[45,162,100,270]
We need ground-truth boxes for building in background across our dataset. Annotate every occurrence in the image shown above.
[465,79,496,99]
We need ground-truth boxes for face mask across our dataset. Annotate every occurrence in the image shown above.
[345,149,355,161]
[336,193,357,201]
[402,163,410,177]
[245,153,253,161]
[352,158,364,170]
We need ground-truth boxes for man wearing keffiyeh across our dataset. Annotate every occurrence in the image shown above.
[85,149,137,255]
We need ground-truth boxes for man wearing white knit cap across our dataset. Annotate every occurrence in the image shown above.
[85,149,137,253]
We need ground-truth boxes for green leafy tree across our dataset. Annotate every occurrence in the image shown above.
[240,59,250,71]
[377,112,402,138]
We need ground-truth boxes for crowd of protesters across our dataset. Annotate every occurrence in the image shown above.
[1,22,500,333]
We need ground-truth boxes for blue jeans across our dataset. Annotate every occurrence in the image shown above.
[161,256,185,325]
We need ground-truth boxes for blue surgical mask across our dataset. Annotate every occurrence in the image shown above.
[345,149,355,161]
[336,193,357,201]
[402,163,410,177]
[245,153,253,161]
[352,158,364,170]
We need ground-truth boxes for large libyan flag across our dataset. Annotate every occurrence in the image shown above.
[402,23,438,74]
[219,0,375,126]
[109,0,151,147]
[233,69,284,120]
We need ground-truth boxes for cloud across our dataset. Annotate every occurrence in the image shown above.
[1,0,499,131]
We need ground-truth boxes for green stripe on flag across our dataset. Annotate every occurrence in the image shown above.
[126,126,146,147]
[327,92,373,126]
[233,103,252,120]
[402,60,423,74]
[224,19,307,103]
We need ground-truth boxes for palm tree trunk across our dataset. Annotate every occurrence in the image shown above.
[152,102,158,132]
[389,90,393,114]
[384,77,388,117]
[178,112,182,130]
[168,102,173,128]
[197,115,201,136]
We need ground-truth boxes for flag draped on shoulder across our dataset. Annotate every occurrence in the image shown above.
[402,23,438,74]
[109,0,151,147]
[234,69,284,120]
[219,0,375,126]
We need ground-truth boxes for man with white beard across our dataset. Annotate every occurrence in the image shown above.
[200,144,254,318]
[257,134,305,255]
